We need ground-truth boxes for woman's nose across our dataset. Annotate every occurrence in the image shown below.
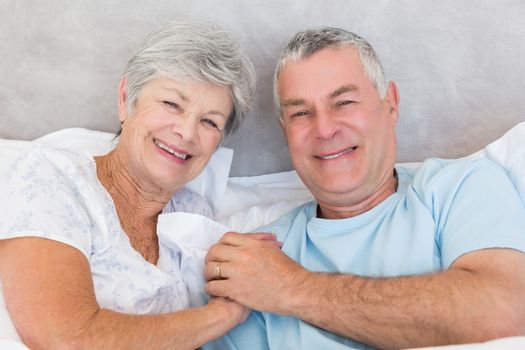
[172,114,198,142]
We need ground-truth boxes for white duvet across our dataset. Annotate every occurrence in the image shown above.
[1,122,525,349]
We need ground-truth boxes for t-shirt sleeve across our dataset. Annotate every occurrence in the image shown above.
[202,311,269,350]
[0,150,93,258]
[433,159,525,267]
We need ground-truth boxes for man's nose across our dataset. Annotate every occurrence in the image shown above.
[314,109,339,140]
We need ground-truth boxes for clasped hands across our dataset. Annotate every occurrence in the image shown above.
[204,232,308,316]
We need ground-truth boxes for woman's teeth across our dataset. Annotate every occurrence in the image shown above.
[154,139,188,160]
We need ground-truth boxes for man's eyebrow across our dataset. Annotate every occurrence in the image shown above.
[329,85,359,98]
[281,85,358,107]
[281,98,306,108]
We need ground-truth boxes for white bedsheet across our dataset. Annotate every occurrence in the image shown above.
[408,336,525,349]
[0,281,24,346]
[158,212,229,308]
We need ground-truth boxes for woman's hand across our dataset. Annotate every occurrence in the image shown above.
[0,237,248,350]
[207,297,251,327]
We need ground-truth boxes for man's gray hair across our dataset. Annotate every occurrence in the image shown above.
[122,21,256,136]
[273,27,387,115]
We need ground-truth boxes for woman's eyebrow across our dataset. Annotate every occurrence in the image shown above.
[164,87,189,102]
[207,111,227,120]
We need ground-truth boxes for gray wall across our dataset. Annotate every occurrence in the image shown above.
[1,1,525,176]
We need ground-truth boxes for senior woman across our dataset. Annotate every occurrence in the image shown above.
[0,21,256,349]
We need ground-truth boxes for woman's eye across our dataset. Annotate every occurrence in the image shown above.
[163,101,180,110]
[202,118,220,131]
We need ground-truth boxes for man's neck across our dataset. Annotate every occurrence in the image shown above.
[317,172,398,220]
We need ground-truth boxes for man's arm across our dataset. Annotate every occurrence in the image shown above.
[205,233,525,349]
[0,237,248,350]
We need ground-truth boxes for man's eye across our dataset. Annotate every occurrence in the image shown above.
[291,111,308,118]
[336,100,354,107]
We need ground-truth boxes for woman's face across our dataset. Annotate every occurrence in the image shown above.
[117,76,232,192]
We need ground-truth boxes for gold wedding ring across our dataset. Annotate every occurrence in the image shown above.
[215,263,222,279]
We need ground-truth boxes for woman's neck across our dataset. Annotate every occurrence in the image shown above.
[94,149,173,263]
[96,150,171,217]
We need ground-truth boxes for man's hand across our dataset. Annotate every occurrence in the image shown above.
[204,232,308,315]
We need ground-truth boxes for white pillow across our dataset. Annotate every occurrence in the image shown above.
[215,170,313,232]
[0,128,233,212]
[479,121,525,206]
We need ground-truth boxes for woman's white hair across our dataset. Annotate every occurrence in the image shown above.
[122,21,256,136]
[273,27,387,117]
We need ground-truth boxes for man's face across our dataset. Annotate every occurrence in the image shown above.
[277,46,399,208]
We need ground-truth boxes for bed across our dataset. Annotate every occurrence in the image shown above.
[1,1,525,348]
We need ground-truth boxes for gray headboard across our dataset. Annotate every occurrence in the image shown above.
[1,1,525,176]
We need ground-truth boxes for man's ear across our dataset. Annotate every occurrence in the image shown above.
[385,81,400,126]
[118,77,128,123]
[278,115,289,144]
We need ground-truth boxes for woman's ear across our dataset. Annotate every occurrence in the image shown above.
[118,77,128,123]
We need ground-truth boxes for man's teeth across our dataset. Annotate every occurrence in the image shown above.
[154,139,188,160]
[319,147,356,160]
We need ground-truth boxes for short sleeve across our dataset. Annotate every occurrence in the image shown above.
[163,187,213,218]
[434,159,525,267]
[0,149,93,258]
[202,311,269,350]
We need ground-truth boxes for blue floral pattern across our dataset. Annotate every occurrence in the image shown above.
[0,147,210,315]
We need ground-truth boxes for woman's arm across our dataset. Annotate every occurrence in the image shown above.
[0,237,246,350]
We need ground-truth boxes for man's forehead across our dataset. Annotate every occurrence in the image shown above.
[279,46,363,84]
[285,45,361,69]
[278,47,366,102]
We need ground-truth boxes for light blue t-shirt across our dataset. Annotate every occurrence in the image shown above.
[206,157,525,350]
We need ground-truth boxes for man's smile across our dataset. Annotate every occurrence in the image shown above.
[315,146,358,160]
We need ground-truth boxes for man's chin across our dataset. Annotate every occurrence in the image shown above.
[311,184,362,202]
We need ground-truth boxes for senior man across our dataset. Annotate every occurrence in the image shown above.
[204,27,525,349]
